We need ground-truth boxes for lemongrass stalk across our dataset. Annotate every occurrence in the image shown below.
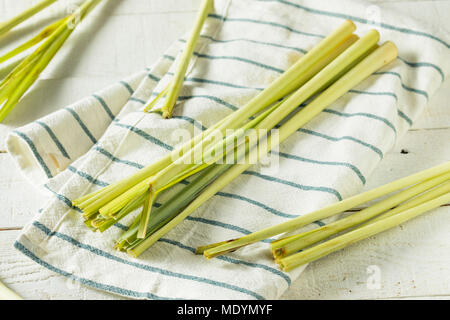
[361,180,450,226]
[116,212,145,249]
[73,20,356,214]
[0,0,58,37]
[137,189,155,238]
[92,192,148,232]
[0,53,43,105]
[272,171,450,258]
[0,17,67,64]
[124,164,233,256]
[131,42,399,258]
[99,182,149,218]
[129,164,252,257]
[204,162,450,258]
[0,57,24,81]
[148,30,370,188]
[144,84,170,113]
[74,115,231,211]
[0,26,73,122]
[74,112,233,213]
[0,42,47,95]
[159,0,213,119]
[0,50,43,91]
[249,30,379,140]
[147,35,359,116]
[200,42,400,259]
[0,0,101,123]
[271,179,450,253]
[195,240,239,255]
[99,99,283,217]
[126,30,377,208]
[210,20,356,134]
[278,192,450,271]
[153,99,283,190]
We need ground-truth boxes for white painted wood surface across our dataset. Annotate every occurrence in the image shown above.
[0,0,449,300]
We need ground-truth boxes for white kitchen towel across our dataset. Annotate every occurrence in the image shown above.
[7,0,449,299]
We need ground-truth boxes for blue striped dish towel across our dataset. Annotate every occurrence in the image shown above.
[7,0,449,299]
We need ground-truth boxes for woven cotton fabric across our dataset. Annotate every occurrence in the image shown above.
[7,0,449,299]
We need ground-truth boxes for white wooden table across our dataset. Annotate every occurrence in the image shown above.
[0,0,449,300]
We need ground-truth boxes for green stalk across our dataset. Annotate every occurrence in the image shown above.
[0,279,22,300]
[137,189,155,238]
[0,0,58,37]
[158,0,213,119]
[242,31,379,147]
[204,162,450,259]
[0,0,102,123]
[201,42,400,259]
[0,52,43,106]
[100,96,284,218]
[209,20,356,134]
[0,57,24,81]
[130,104,282,242]
[272,172,450,258]
[74,112,235,215]
[73,20,356,216]
[0,25,73,122]
[360,180,450,226]
[135,42,399,258]
[124,164,233,256]
[122,29,378,218]
[0,17,67,64]
[277,192,450,271]
[92,192,148,232]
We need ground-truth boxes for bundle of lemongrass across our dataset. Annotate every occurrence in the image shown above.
[72,18,406,260]
[0,0,102,122]
[198,162,450,271]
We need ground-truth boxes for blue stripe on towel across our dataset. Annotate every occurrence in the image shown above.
[208,12,445,81]
[35,121,70,159]
[93,94,115,120]
[13,130,53,179]
[29,221,266,300]
[14,241,179,300]
[255,0,450,49]
[119,81,135,95]
[64,108,97,144]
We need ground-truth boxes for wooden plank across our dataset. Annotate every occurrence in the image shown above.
[364,128,450,190]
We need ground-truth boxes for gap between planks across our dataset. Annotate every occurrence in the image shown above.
[0,227,22,231]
